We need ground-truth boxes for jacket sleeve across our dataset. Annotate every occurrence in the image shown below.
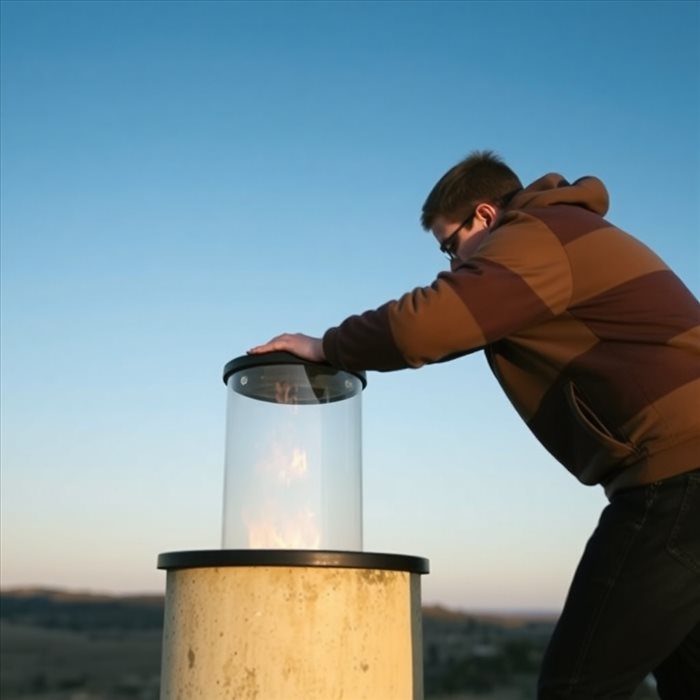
[323,211,573,372]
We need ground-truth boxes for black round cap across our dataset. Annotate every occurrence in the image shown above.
[222,352,366,405]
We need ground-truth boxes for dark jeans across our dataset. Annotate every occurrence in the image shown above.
[538,468,700,699]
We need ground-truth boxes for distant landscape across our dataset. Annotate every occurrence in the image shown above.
[0,588,659,700]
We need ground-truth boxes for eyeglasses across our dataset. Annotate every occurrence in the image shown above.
[439,213,474,261]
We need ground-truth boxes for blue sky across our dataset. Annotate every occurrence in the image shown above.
[1,0,698,611]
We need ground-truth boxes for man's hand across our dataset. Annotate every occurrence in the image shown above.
[248,333,325,363]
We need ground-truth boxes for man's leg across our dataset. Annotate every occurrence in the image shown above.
[654,620,700,699]
[538,470,700,700]
[653,469,700,699]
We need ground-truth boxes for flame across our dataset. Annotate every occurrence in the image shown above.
[256,446,308,485]
[246,446,320,548]
[280,447,307,484]
[247,509,321,549]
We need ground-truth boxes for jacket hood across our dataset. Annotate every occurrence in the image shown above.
[509,173,609,216]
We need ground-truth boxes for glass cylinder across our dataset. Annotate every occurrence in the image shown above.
[221,352,365,551]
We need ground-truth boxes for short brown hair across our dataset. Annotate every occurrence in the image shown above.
[420,150,523,230]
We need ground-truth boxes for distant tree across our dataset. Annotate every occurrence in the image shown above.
[440,654,508,694]
[28,673,48,692]
[502,640,541,674]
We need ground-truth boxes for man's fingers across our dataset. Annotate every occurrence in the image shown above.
[247,333,324,363]
[248,334,294,355]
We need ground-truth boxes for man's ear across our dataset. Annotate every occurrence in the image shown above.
[474,203,499,227]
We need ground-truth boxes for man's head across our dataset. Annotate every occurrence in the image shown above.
[421,150,522,264]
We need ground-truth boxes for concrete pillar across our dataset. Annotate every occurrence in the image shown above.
[158,550,429,699]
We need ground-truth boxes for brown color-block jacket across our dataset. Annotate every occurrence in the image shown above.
[323,174,700,496]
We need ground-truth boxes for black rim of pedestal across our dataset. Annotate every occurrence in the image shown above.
[157,550,429,574]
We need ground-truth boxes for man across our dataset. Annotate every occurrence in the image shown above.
[249,151,700,699]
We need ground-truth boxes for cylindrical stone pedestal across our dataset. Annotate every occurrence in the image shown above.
[158,550,429,700]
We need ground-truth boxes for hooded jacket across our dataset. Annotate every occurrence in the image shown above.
[322,174,700,496]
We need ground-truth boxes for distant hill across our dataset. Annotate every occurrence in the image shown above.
[423,603,557,627]
[1,587,163,605]
[0,588,165,631]
[1,587,556,631]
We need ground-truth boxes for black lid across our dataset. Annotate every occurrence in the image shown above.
[222,352,366,405]
[223,352,366,386]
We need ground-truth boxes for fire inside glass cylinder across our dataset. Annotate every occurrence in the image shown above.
[222,353,366,550]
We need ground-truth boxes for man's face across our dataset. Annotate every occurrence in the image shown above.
[431,205,495,267]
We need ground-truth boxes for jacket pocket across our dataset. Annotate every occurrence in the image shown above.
[565,381,638,484]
